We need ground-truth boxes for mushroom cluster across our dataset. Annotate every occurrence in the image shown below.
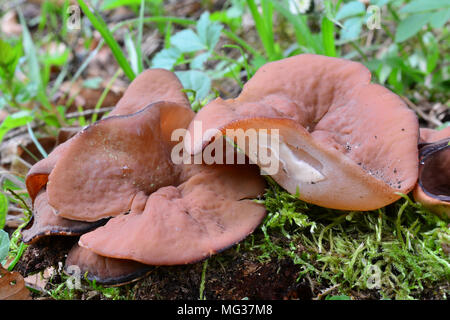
[21,54,449,286]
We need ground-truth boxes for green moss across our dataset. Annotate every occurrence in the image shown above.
[246,178,450,300]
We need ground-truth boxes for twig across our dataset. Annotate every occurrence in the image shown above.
[313,283,341,300]
[65,106,115,119]
[401,96,443,127]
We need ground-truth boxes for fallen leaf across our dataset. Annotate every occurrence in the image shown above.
[0,266,32,300]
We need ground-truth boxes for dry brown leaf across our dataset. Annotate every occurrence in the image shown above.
[0,11,22,37]
[0,266,32,300]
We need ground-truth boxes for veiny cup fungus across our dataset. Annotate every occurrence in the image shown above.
[79,163,266,265]
[21,55,441,287]
[21,190,106,244]
[186,54,420,211]
[22,69,266,285]
[65,244,152,286]
[413,127,450,218]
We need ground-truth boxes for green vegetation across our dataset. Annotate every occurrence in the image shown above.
[247,178,449,299]
[0,0,449,299]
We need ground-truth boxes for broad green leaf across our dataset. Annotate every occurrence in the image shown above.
[0,193,7,230]
[0,39,21,80]
[378,63,392,84]
[0,230,9,264]
[371,0,391,6]
[197,12,223,51]
[101,0,142,10]
[151,47,181,70]
[0,111,34,144]
[175,70,211,101]
[429,8,450,29]
[326,295,351,300]
[321,16,336,57]
[340,17,363,41]
[83,77,103,89]
[336,1,365,20]
[171,29,206,53]
[400,0,450,13]
[395,13,433,43]
[191,52,211,70]
[15,82,38,104]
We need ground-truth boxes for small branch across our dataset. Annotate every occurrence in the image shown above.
[401,96,443,127]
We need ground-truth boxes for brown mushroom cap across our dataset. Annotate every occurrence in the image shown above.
[186,54,419,210]
[25,142,70,204]
[79,163,266,265]
[46,101,194,222]
[21,190,106,244]
[0,266,31,300]
[26,68,190,206]
[413,127,450,218]
[109,68,190,116]
[65,244,152,286]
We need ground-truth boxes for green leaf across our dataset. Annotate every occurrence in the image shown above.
[336,1,365,20]
[0,229,9,264]
[0,193,7,230]
[395,13,433,43]
[0,39,21,81]
[371,0,391,6]
[0,111,34,144]
[340,17,363,41]
[429,8,450,29]
[151,47,181,70]
[101,0,142,10]
[175,70,211,101]
[196,12,223,51]
[171,29,206,53]
[191,52,211,70]
[321,16,336,57]
[83,77,103,89]
[400,0,450,13]
[325,295,351,300]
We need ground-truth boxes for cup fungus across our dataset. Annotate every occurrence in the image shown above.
[21,190,106,244]
[413,127,450,218]
[22,69,266,285]
[186,54,420,211]
[64,244,152,286]
[21,55,441,287]
[78,163,266,265]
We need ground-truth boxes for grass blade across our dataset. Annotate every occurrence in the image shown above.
[272,1,320,54]
[322,16,337,57]
[136,0,145,73]
[246,0,274,58]
[77,0,136,81]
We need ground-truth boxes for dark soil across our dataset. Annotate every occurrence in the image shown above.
[13,233,449,300]
[15,234,318,300]
[132,251,313,300]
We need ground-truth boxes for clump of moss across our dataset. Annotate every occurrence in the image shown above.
[248,178,449,300]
